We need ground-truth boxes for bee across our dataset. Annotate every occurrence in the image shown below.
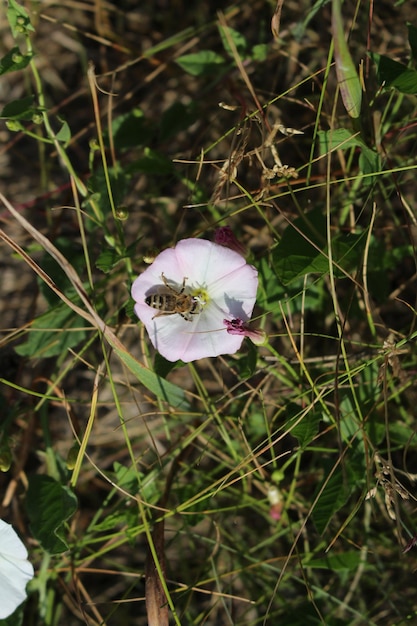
[145,273,202,321]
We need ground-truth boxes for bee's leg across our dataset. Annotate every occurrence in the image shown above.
[161,273,188,294]
[152,310,174,320]
[178,276,187,294]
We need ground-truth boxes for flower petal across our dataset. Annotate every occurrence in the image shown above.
[174,238,250,285]
[0,520,34,619]
[209,265,258,319]
[131,248,181,301]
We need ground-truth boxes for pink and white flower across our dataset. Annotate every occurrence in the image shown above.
[131,238,258,362]
[0,520,34,619]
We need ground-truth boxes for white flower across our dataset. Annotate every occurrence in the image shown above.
[131,238,258,362]
[0,520,34,619]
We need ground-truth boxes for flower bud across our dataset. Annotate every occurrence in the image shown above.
[214,226,246,257]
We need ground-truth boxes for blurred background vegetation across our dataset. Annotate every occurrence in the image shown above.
[1,1,417,624]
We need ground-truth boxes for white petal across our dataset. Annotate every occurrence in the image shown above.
[0,520,34,619]
[209,264,258,318]
[174,238,250,285]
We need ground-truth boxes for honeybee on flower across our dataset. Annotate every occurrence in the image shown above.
[145,273,203,321]
[131,238,258,362]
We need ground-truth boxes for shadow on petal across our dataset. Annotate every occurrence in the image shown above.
[223,293,250,320]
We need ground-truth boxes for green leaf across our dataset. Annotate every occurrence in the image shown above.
[332,0,362,117]
[6,0,34,37]
[306,551,362,571]
[153,352,179,378]
[111,108,154,150]
[339,388,378,449]
[36,237,90,305]
[15,303,87,358]
[236,341,258,379]
[96,249,122,273]
[0,96,40,120]
[318,127,370,159]
[107,464,160,508]
[358,148,381,179]
[88,163,128,219]
[96,240,137,273]
[258,257,325,317]
[131,147,174,175]
[251,43,269,62]
[256,256,287,312]
[55,119,71,144]
[218,25,247,58]
[113,461,140,492]
[318,127,356,154]
[91,507,137,532]
[247,412,267,438]
[272,208,327,284]
[272,207,363,285]
[26,475,78,553]
[287,404,321,448]
[292,0,330,41]
[318,128,380,178]
[176,50,226,76]
[0,47,33,75]
[330,231,363,272]
[370,52,417,94]
[312,467,351,534]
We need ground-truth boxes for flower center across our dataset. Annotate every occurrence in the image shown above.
[191,287,209,309]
